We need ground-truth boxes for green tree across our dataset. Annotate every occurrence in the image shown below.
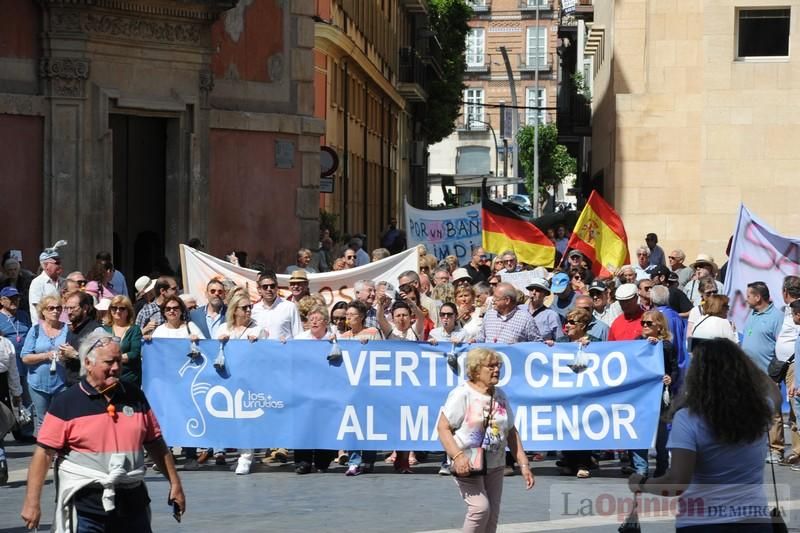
[424,0,472,144]
[517,123,576,208]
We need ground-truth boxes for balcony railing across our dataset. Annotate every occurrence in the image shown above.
[519,0,552,11]
[518,52,553,71]
[557,92,592,133]
[398,47,428,102]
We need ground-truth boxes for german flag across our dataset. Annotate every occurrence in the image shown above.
[566,191,630,278]
[481,191,555,267]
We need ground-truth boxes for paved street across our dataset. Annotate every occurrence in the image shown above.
[1,439,799,532]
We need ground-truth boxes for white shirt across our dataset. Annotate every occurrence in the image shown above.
[691,315,738,343]
[28,271,61,319]
[593,301,622,327]
[0,336,21,397]
[775,304,800,362]
[429,325,470,343]
[216,322,265,340]
[251,297,303,340]
[295,329,333,340]
[152,322,205,339]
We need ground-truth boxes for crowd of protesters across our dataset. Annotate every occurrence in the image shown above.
[2,223,798,531]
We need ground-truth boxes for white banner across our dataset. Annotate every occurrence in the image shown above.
[724,204,800,330]
[404,199,482,266]
[180,245,419,306]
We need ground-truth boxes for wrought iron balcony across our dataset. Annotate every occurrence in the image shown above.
[398,47,428,102]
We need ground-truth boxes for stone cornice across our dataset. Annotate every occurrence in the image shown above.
[41,0,237,21]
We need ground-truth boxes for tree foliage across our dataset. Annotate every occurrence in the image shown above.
[517,123,576,205]
[424,0,472,144]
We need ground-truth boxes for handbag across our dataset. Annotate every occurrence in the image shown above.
[452,390,494,477]
[767,354,793,383]
[768,445,788,533]
[618,493,641,533]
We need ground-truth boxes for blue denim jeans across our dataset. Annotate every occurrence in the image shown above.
[347,450,377,467]
[77,508,152,533]
[630,448,650,475]
[29,386,64,436]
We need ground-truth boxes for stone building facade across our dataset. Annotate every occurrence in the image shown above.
[586,0,800,260]
[0,0,323,281]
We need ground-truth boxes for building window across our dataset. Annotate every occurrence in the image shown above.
[526,26,547,68]
[466,28,485,67]
[525,0,549,7]
[467,0,487,7]
[464,88,484,125]
[737,8,790,58]
[456,146,491,175]
[525,87,546,125]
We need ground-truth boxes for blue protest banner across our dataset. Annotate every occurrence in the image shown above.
[142,339,664,451]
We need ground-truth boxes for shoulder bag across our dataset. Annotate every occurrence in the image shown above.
[452,389,494,477]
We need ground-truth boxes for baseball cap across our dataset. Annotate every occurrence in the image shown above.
[615,283,638,301]
[587,280,607,294]
[0,287,19,298]
[525,277,550,293]
[550,272,570,294]
[567,250,584,260]
[649,265,671,279]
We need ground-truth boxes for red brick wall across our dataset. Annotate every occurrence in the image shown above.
[0,115,44,271]
[208,129,301,270]
[210,0,284,82]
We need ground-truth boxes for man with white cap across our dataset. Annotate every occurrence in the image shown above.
[608,284,645,341]
[28,241,67,320]
[525,278,561,341]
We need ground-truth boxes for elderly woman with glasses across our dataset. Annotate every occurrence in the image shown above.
[20,295,69,434]
[438,348,534,532]
[101,295,143,387]
[339,300,381,342]
[544,308,601,478]
[293,305,337,474]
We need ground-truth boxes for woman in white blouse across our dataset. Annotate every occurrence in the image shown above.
[152,296,204,340]
[689,294,738,346]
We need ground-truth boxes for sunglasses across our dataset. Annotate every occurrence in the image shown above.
[87,335,121,353]
[572,275,582,280]
[345,255,356,260]
[489,282,498,287]
[503,259,515,264]
[439,312,455,317]
[238,305,252,311]
[46,305,62,312]
[68,279,87,286]
[208,289,225,295]
[704,290,718,296]
[164,306,181,312]
[640,320,655,327]
[260,283,277,290]
[110,306,127,313]
[566,319,584,326]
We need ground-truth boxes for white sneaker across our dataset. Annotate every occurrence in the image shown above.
[235,457,252,475]
[766,452,783,464]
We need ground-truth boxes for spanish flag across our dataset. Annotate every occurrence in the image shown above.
[566,191,630,278]
[481,192,555,267]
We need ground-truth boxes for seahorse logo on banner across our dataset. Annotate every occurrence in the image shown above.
[178,346,284,438]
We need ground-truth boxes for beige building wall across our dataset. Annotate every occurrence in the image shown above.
[589,0,800,263]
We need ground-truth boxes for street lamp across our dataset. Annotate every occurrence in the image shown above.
[466,115,499,179]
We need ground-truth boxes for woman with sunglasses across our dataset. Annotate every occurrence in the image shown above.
[216,291,265,475]
[152,295,204,341]
[101,295,143,387]
[629,310,679,478]
[20,295,69,435]
[329,301,349,336]
[544,308,601,478]
[438,348,534,532]
[686,277,723,338]
[217,291,264,342]
[569,268,588,294]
